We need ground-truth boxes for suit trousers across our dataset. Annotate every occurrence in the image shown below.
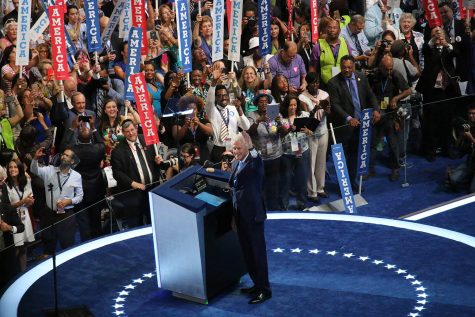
[235,215,270,291]
[41,209,77,254]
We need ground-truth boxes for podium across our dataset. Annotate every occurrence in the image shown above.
[148,165,246,304]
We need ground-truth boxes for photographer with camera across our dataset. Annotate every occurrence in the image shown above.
[447,105,475,193]
[368,55,412,181]
[416,27,461,162]
[367,30,396,69]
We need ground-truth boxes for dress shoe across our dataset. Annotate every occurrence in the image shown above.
[389,169,399,182]
[317,191,329,198]
[307,196,320,203]
[248,290,272,304]
[240,286,257,294]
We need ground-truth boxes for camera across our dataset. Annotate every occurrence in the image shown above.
[79,115,91,122]
[380,39,391,50]
[397,107,409,119]
[161,156,180,169]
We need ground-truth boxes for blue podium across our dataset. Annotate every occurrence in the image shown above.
[148,165,246,304]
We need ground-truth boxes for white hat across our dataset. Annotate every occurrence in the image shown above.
[249,37,259,50]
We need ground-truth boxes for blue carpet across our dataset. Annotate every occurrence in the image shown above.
[16,218,475,317]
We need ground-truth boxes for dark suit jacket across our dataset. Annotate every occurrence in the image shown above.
[327,71,379,127]
[453,19,470,82]
[415,44,460,97]
[111,135,161,192]
[0,202,25,290]
[229,152,267,223]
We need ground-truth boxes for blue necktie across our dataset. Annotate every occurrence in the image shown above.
[348,78,361,119]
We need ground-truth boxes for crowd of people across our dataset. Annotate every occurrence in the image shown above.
[0,0,475,291]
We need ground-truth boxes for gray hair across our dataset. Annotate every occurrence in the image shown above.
[231,132,253,150]
[399,13,416,28]
[350,14,365,24]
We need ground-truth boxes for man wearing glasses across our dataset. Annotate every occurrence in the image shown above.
[268,41,307,93]
[206,64,250,163]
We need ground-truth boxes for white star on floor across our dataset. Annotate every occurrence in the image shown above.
[343,253,354,258]
[114,297,125,302]
[124,284,136,290]
[414,306,425,312]
[143,273,154,278]
[404,274,415,280]
[372,260,384,265]
[118,290,129,296]
[385,264,396,270]
[309,249,320,254]
[113,304,123,309]
[133,278,144,284]
[417,299,428,305]
[417,293,428,298]
[291,248,302,253]
[358,256,370,261]
[326,250,338,256]
[408,313,420,317]
[113,310,124,316]
[273,248,284,253]
[416,286,427,292]
[411,280,422,285]
[396,269,407,274]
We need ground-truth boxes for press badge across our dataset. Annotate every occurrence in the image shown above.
[381,97,389,110]
[290,135,299,152]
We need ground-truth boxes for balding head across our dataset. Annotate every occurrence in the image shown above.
[281,41,298,64]
[64,78,78,97]
[100,16,109,32]
[380,55,394,77]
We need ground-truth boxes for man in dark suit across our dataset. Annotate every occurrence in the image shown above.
[0,201,25,290]
[111,120,165,228]
[229,132,271,304]
[439,2,471,83]
[416,27,461,161]
[327,55,380,188]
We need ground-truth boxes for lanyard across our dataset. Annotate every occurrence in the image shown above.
[13,186,24,201]
[217,107,229,128]
[381,78,389,94]
[56,172,71,194]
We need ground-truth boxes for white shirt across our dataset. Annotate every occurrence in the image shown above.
[206,86,251,147]
[127,139,153,185]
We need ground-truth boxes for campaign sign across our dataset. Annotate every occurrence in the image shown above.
[16,0,31,65]
[423,0,442,28]
[119,0,132,39]
[48,5,69,80]
[212,0,225,62]
[176,0,192,73]
[131,72,160,145]
[357,108,373,176]
[101,0,127,46]
[84,0,101,52]
[332,143,357,214]
[228,0,243,62]
[131,0,148,55]
[124,27,142,100]
[310,0,319,43]
[258,0,271,55]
